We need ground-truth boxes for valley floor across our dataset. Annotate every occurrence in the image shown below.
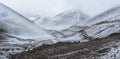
[9,33,120,59]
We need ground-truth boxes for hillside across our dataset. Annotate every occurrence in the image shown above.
[9,33,120,59]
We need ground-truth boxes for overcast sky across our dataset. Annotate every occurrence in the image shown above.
[0,0,120,18]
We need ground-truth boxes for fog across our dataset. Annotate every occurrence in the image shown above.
[0,0,120,18]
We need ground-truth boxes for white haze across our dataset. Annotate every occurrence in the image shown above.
[0,0,120,18]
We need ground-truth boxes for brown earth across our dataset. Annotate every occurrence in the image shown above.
[9,33,120,59]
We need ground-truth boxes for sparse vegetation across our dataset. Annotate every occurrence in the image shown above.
[9,33,120,59]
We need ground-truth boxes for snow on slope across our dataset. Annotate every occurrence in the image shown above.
[36,9,89,31]
[34,9,90,42]
[2,2,120,59]
[29,15,41,22]
[0,3,55,59]
[0,3,53,39]
[86,6,120,26]
[85,5,120,38]
[100,45,120,59]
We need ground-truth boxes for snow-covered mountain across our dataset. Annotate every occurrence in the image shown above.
[0,3,53,40]
[1,2,120,59]
[35,9,90,42]
[0,3,56,59]
[37,9,89,31]
[36,9,89,33]
[85,5,120,38]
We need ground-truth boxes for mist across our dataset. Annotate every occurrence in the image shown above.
[0,0,120,18]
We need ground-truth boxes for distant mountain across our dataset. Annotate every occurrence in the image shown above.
[34,9,90,42]
[37,9,89,31]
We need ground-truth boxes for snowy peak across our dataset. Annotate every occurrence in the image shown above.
[38,9,90,31]
[55,9,89,20]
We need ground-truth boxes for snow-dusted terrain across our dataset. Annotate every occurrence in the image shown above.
[0,3,53,39]
[100,42,120,59]
[1,2,120,59]
[35,9,90,42]
[34,5,120,59]
[85,6,120,38]
[36,9,89,31]
[0,3,54,59]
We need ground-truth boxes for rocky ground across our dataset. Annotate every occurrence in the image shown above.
[9,33,120,59]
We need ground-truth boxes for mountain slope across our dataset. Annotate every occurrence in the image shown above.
[0,3,52,39]
[86,6,120,26]
[0,3,55,59]
[85,5,120,38]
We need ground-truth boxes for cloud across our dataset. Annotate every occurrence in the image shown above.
[0,0,69,17]
[65,0,120,17]
[0,0,120,17]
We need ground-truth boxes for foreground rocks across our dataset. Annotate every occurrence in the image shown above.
[9,33,120,59]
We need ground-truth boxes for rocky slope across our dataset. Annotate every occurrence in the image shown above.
[9,33,120,59]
